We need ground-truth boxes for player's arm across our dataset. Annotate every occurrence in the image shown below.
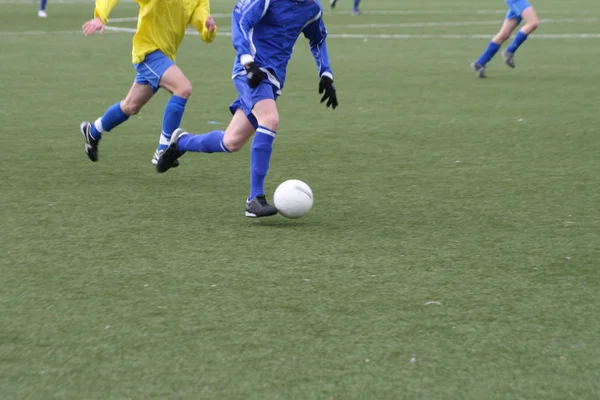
[231,0,269,87]
[190,0,218,44]
[82,0,121,36]
[303,15,338,109]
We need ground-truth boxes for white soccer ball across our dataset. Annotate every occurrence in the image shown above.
[273,179,314,219]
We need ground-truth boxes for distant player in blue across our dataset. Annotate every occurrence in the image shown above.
[156,0,338,218]
[330,0,361,15]
[471,0,540,78]
[38,0,48,18]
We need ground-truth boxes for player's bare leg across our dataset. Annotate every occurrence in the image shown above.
[222,109,259,151]
[120,82,155,115]
[503,7,540,68]
[80,83,153,162]
[159,64,193,99]
[492,18,519,45]
[519,7,540,34]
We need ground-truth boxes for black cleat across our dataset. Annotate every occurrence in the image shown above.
[80,122,99,162]
[156,128,187,173]
[152,149,180,169]
[330,0,337,8]
[245,195,278,218]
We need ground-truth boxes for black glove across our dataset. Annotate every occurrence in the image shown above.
[318,75,338,109]
[244,62,267,88]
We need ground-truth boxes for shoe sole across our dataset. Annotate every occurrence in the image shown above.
[151,157,180,168]
[244,210,278,218]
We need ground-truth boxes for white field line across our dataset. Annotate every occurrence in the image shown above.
[346,9,600,15]
[334,18,598,29]
[0,30,80,36]
[108,17,598,27]
[330,33,600,39]
[107,17,139,23]
[101,26,600,40]
[108,13,231,22]
[2,18,600,39]
[3,30,600,40]
[0,0,599,17]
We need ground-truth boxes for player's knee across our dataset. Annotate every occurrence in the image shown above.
[528,19,540,30]
[258,113,279,132]
[222,136,243,152]
[174,82,193,99]
[120,100,143,116]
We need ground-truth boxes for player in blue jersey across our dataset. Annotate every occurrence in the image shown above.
[330,0,361,15]
[471,0,540,78]
[156,0,338,218]
[38,0,48,17]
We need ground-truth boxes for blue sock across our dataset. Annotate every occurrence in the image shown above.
[176,130,230,153]
[158,95,187,151]
[40,0,47,10]
[476,41,501,66]
[353,0,360,11]
[507,31,529,53]
[90,102,129,141]
[249,126,276,200]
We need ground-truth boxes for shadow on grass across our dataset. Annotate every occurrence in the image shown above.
[248,218,313,228]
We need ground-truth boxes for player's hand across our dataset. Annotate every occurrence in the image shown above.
[318,75,338,109]
[244,62,267,88]
[205,16,216,33]
[82,17,105,36]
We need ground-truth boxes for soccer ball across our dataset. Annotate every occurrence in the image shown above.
[273,179,314,219]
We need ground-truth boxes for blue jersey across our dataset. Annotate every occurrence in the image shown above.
[231,0,333,93]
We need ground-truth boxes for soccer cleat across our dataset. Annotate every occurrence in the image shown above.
[352,9,362,15]
[502,50,516,68]
[245,195,278,218]
[80,122,99,162]
[38,10,48,18]
[155,128,187,173]
[330,0,337,8]
[471,62,486,78]
[151,150,180,168]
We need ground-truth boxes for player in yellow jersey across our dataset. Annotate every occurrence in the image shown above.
[79,0,217,168]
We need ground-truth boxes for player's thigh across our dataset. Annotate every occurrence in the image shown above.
[520,6,539,25]
[121,83,154,115]
[252,99,279,130]
[497,18,519,40]
[223,109,256,151]
[159,65,193,98]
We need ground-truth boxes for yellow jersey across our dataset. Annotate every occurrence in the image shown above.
[94,0,217,64]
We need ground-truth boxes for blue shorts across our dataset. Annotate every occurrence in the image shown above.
[229,75,279,129]
[505,0,531,24]
[133,50,174,93]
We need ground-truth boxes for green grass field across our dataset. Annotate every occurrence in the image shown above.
[1,0,600,398]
